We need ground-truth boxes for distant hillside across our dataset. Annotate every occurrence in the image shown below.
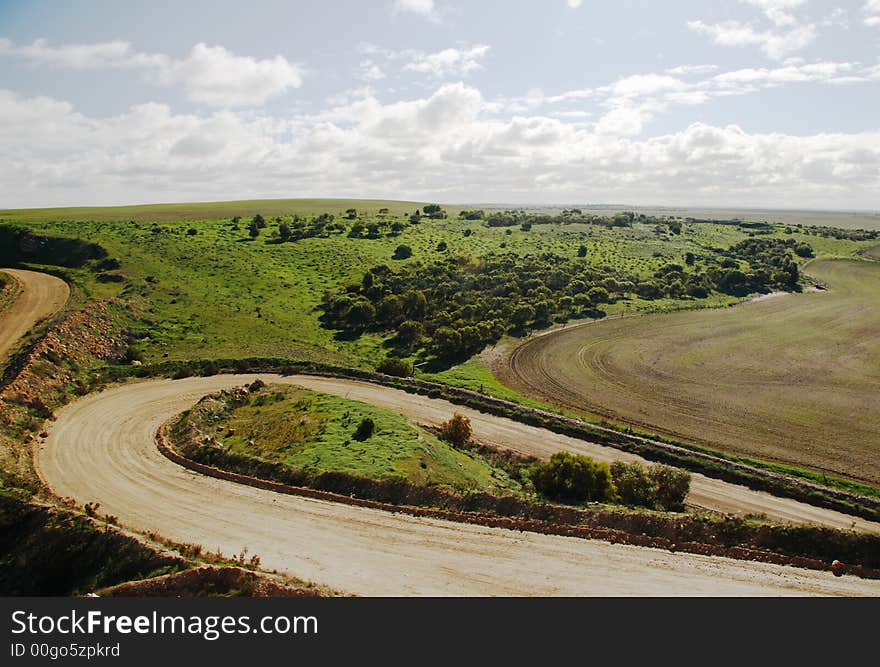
[0,198,457,222]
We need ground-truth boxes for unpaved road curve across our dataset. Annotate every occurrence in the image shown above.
[0,268,69,361]
[36,375,880,596]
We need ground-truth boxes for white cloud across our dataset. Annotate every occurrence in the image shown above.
[0,38,303,108]
[567,0,584,8]
[154,44,302,107]
[864,0,880,26]
[3,86,876,209]
[740,0,805,26]
[687,20,816,60]
[403,45,490,77]
[665,64,719,76]
[393,0,439,21]
[609,74,687,98]
[358,61,386,81]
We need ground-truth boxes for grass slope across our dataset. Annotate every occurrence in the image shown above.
[2,214,805,366]
[0,198,450,223]
[181,384,520,494]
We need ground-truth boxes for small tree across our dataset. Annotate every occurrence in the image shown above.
[577,245,588,257]
[648,464,691,511]
[396,320,424,347]
[278,221,292,241]
[353,417,376,441]
[438,413,472,448]
[393,245,413,260]
[248,221,260,239]
[610,460,656,508]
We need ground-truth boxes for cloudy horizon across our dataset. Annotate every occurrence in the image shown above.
[1,0,879,210]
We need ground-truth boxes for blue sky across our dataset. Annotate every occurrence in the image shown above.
[1,0,878,208]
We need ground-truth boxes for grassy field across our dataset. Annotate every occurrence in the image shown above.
[2,202,800,367]
[502,257,880,484]
[0,198,445,223]
[178,383,521,494]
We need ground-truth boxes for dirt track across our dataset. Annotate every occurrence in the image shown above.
[0,268,69,362]
[36,374,880,596]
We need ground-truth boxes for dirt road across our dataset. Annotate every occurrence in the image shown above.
[36,375,880,596]
[0,268,69,361]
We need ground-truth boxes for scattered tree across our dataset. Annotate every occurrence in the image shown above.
[393,245,413,260]
[353,417,376,441]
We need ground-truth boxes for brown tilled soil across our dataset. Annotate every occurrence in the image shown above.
[499,259,880,484]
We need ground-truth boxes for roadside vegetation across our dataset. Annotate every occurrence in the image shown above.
[0,272,22,314]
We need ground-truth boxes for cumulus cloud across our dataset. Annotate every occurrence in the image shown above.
[567,0,584,8]
[403,45,490,77]
[687,19,816,60]
[0,38,302,107]
[153,44,302,107]
[2,86,877,209]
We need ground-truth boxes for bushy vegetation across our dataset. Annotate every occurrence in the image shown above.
[437,413,473,448]
[529,452,616,504]
[610,461,691,511]
[321,239,807,363]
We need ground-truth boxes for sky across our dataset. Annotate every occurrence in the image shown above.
[0,0,878,209]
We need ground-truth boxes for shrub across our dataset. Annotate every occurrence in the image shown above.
[376,358,412,377]
[649,464,691,511]
[610,460,691,511]
[530,452,616,504]
[393,245,413,260]
[353,417,376,441]
[610,460,656,508]
[438,413,472,448]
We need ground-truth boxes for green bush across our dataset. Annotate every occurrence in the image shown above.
[610,461,656,508]
[610,460,691,511]
[376,358,412,377]
[353,417,376,441]
[649,464,691,511]
[530,452,616,504]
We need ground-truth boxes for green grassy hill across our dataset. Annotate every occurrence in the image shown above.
[0,198,453,223]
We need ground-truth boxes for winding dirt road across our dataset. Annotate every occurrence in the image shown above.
[0,268,69,362]
[36,374,880,596]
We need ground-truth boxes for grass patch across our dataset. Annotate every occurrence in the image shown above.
[174,383,522,494]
